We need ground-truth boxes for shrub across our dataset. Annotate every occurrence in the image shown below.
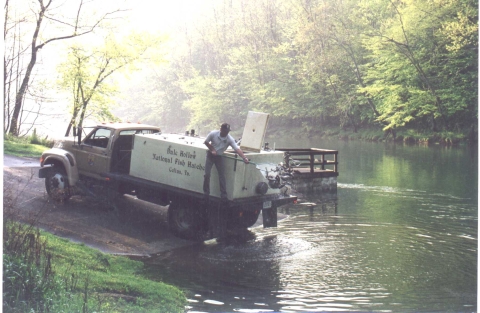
[29,129,54,147]
[3,177,61,312]
[3,224,59,312]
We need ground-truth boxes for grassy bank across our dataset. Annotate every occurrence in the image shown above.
[3,221,187,312]
[45,230,187,312]
[4,132,54,157]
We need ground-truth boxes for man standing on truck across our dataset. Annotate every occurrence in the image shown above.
[203,123,249,202]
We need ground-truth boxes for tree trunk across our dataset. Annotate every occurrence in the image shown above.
[77,83,89,130]
[65,81,82,136]
[8,1,46,136]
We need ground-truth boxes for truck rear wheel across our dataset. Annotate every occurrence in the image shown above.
[45,167,71,202]
[168,199,206,240]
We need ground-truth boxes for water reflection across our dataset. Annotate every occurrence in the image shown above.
[287,190,338,216]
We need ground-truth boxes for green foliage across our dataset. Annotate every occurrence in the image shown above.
[28,128,54,147]
[3,223,59,312]
[58,31,167,134]
[116,0,476,140]
[360,0,478,132]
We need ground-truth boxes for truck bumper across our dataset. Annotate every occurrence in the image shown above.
[264,195,297,228]
[227,194,297,229]
[38,167,49,178]
[229,194,297,210]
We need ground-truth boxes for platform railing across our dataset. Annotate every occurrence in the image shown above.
[276,148,338,174]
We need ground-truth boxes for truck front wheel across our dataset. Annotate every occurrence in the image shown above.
[168,199,206,240]
[45,167,71,201]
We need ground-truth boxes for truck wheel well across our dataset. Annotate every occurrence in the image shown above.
[44,159,66,171]
[168,198,207,240]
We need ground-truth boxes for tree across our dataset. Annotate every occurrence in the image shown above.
[58,32,165,136]
[180,0,292,130]
[4,0,29,134]
[5,0,124,136]
[113,0,476,138]
[360,0,478,132]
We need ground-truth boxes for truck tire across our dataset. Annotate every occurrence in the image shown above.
[45,167,71,202]
[168,199,206,240]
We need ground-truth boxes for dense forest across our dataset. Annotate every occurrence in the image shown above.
[4,0,478,142]
[117,0,477,141]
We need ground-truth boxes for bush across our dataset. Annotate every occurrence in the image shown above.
[3,225,59,312]
[3,178,63,312]
[29,129,54,147]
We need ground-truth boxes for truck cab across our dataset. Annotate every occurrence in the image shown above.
[39,123,161,200]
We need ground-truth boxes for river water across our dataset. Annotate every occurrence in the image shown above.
[143,139,477,312]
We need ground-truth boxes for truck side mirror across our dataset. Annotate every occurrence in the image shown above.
[77,127,82,145]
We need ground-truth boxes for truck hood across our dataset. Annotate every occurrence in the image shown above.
[52,138,78,154]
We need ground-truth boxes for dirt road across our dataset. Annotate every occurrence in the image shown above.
[3,155,195,257]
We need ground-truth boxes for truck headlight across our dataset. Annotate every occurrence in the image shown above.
[255,182,268,195]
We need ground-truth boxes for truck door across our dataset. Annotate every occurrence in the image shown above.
[75,127,112,179]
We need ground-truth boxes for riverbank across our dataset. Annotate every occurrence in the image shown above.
[267,126,476,146]
[4,221,187,312]
[3,155,188,312]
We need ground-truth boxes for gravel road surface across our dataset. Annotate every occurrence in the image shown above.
[4,155,195,257]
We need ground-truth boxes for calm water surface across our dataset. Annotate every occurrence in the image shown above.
[144,139,477,312]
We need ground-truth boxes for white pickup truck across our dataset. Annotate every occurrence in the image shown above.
[39,113,297,240]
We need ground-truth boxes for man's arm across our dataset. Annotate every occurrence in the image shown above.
[235,148,249,164]
[204,141,217,155]
[227,134,249,163]
[204,132,217,155]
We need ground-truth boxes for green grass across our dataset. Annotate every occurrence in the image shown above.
[4,224,187,313]
[4,134,52,157]
[4,140,48,157]
[45,232,187,312]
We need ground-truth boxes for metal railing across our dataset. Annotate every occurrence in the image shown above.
[276,148,338,174]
